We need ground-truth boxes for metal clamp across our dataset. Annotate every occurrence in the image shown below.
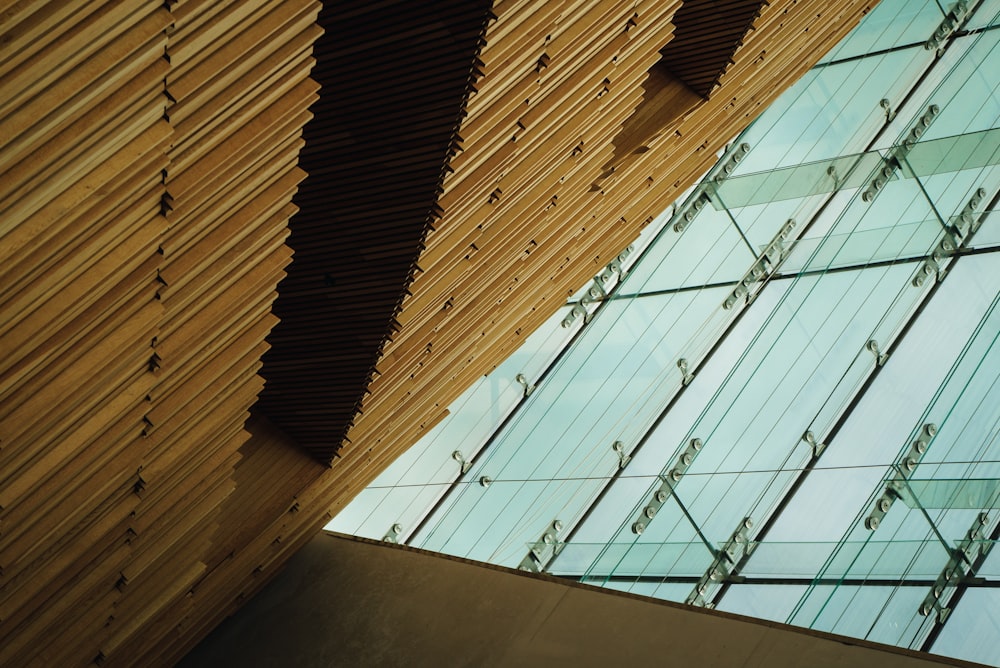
[383,523,403,543]
[925,1,972,52]
[915,187,988,288]
[724,219,795,310]
[677,358,694,386]
[672,193,710,233]
[865,423,936,530]
[632,438,703,534]
[716,142,751,180]
[561,303,588,328]
[866,339,889,366]
[686,517,755,607]
[863,105,939,204]
[515,373,535,397]
[518,519,565,573]
[919,511,991,623]
[452,450,472,474]
[954,187,987,234]
[802,430,826,458]
[612,440,631,470]
[561,247,634,328]
[880,98,896,122]
[580,279,607,306]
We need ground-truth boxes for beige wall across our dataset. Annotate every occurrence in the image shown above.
[181,533,974,667]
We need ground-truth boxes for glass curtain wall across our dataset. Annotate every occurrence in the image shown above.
[330,1,1000,662]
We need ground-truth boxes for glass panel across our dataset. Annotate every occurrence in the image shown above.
[897,478,1000,509]
[930,588,1000,666]
[971,205,1000,248]
[718,584,810,623]
[326,305,576,540]
[556,540,712,579]
[708,151,883,209]
[616,201,756,293]
[412,287,733,563]
[733,46,934,174]
[780,179,942,275]
[817,0,944,64]
[740,540,951,580]
[966,0,1000,30]
[905,127,1000,176]
[876,30,1000,148]
[978,539,1000,578]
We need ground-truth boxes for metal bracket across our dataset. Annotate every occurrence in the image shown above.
[677,358,694,386]
[580,279,607,306]
[724,219,795,310]
[515,373,535,397]
[561,246,634,328]
[673,142,751,233]
[518,519,565,573]
[919,511,991,623]
[716,142,751,180]
[863,105,939,203]
[802,430,826,458]
[866,339,889,366]
[672,192,710,233]
[865,423,936,530]
[826,164,842,189]
[880,98,896,122]
[911,260,940,288]
[612,440,631,469]
[452,450,472,474]
[596,245,633,284]
[686,517,755,607]
[561,303,588,328]
[383,523,403,543]
[632,438,703,534]
[953,187,987,235]
[861,159,899,202]
[915,187,988,288]
[925,1,972,52]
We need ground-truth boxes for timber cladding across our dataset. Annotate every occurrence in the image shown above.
[0,1,873,665]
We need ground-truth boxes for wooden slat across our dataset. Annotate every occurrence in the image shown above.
[0,0,319,664]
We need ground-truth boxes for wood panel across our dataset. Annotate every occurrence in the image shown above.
[0,0,319,665]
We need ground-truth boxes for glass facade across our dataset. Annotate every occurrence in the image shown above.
[330,1,1000,662]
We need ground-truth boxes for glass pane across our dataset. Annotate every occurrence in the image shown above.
[733,46,934,173]
[556,540,712,580]
[929,588,1000,666]
[412,287,733,563]
[876,30,1000,148]
[897,478,1000,509]
[618,201,756,293]
[709,151,883,209]
[966,0,1000,30]
[326,305,576,540]
[740,540,950,580]
[817,0,944,63]
[719,584,810,623]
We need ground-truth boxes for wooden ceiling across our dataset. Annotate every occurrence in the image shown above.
[0,1,875,665]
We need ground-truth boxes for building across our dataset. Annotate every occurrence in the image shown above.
[332,0,1000,664]
[0,1,905,665]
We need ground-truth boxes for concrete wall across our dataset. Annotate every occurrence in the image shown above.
[180,532,975,667]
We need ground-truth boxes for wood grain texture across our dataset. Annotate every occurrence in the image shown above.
[0,0,317,664]
[0,1,875,665]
